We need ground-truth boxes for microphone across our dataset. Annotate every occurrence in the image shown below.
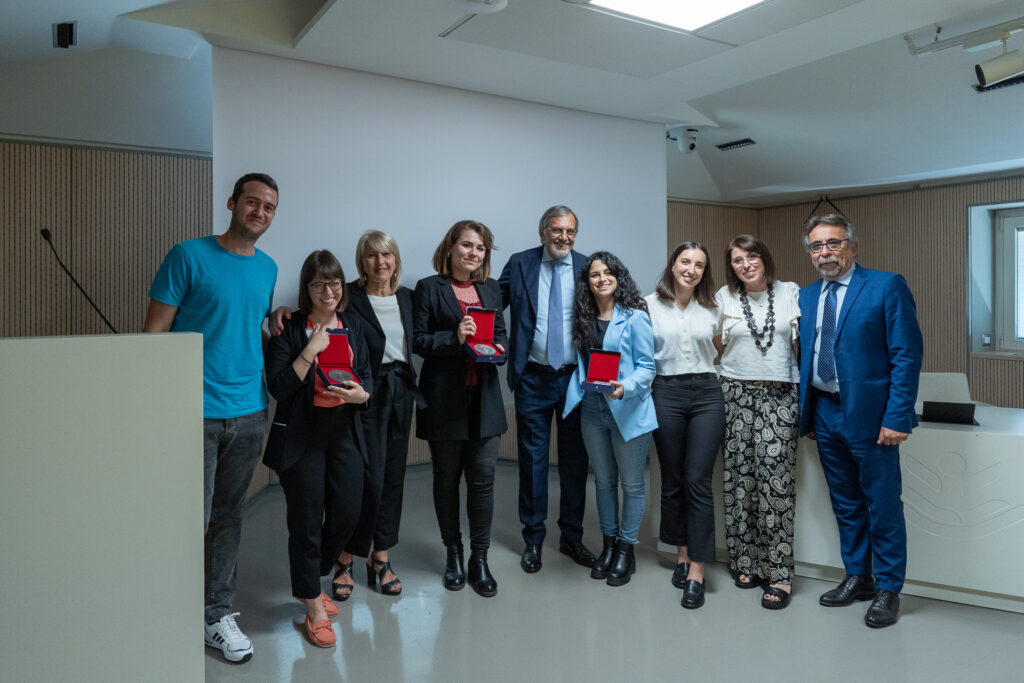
[40,228,118,334]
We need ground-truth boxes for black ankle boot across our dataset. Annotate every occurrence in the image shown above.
[590,535,616,580]
[444,544,465,591]
[467,549,497,597]
[606,539,635,587]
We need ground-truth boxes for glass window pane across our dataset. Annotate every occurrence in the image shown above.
[1017,227,1024,339]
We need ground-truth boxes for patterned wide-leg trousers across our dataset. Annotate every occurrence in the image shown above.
[720,377,799,585]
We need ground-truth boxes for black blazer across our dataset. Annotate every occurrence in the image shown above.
[346,282,420,381]
[263,310,373,473]
[412,275,508,441]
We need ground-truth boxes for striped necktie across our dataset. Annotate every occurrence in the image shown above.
[547,261,564,369]
[817,280,840,383]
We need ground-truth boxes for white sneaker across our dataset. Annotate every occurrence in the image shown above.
[204,612,254,663]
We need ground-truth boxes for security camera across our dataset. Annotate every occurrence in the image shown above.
[683,128,698,154]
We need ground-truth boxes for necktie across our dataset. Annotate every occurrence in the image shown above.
[547,261,564,369]
[818,281,839,383]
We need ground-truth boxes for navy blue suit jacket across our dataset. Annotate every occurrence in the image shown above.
[498,246,587,392]
[798,265,923,441]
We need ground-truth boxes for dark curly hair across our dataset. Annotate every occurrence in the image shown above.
[572,251,648,353]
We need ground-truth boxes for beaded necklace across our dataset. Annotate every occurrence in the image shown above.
[738,283,775,353]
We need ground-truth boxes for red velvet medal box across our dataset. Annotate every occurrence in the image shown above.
[316,329,361,387]
[464,306,505,362]
[583,349,620,393]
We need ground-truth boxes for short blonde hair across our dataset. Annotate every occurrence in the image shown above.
[355,230,402,293]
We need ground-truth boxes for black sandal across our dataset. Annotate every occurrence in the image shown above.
[761,585,792,610]
[332,561,354,601]
[734,573,763,589]
[366,558,402,596]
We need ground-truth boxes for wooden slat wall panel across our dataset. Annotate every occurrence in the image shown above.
[2,142,73,337]
[971,356,1024,407]
[667,202,757,289]
[2,141,211,337]
[757,176,1024,408]
[69,148,211,335]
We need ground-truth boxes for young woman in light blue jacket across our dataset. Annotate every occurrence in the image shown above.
[563,251,657,587]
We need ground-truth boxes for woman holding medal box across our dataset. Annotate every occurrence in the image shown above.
[412,220,508,598]
[563,251,657,587]
[264,249,372,648]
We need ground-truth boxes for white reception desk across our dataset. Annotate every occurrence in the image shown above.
[651,403,1024,613]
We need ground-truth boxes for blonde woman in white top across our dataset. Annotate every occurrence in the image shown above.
[646,242,725,610]
[714,234,800,610]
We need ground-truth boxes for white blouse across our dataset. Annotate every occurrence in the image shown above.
[367,294,408,364]
[644,293,720,376]
[715,281,800,383]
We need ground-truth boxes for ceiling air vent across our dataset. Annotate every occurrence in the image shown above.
[716,138,756,151]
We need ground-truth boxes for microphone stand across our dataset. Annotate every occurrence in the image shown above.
[40,229,118,334]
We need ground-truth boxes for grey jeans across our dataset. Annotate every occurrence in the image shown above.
[203,409,267,623]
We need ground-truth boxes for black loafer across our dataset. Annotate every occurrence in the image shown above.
[680,579,705,609]
[819,575,877,607]
[520,544,542,573]
[671,562,691,589]
[864,590,900,628]
[558,537,596,568]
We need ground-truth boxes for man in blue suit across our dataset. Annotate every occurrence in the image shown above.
[798,214,923,628]
[499,205,595,573]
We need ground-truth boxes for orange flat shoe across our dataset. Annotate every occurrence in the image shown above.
[296,593,339,618]
[319,592,339,618]
[304,615,336,648]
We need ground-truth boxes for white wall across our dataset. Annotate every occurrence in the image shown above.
[212,48,666,311]
[0,46,211,153]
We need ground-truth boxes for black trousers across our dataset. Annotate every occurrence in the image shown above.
[429,436,499,551]
[278,406,364,599]
[345,364,415,556]
[651,373,725,562]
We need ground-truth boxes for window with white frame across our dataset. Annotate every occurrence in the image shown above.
[996,209,1024,351]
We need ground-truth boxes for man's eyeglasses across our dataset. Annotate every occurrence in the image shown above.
[547,228,577,238]
[309,280,343,292]
[807,238,848,254]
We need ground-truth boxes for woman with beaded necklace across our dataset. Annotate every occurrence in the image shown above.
[714,234,800,610]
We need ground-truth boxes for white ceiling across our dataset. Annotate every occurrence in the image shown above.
[4,0,1024,205]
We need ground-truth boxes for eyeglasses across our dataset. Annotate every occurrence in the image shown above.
[547,228,577,238]
[807,238,848,254]
[309,280,343,292]
[731,254,761,266]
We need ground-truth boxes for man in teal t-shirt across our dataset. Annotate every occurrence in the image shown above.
[145,172,279,664]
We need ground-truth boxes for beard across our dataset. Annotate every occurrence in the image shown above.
[816,255,840,278]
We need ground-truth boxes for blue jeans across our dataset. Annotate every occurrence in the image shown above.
[580,393,651,544]
[203,409,267,623]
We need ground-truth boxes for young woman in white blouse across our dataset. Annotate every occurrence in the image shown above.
[645,243,724,610]
[714,234,800,610]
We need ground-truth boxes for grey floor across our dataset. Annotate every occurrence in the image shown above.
[208,462,1024,682]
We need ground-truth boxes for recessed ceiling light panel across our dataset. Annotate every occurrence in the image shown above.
[586,0,770,32]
